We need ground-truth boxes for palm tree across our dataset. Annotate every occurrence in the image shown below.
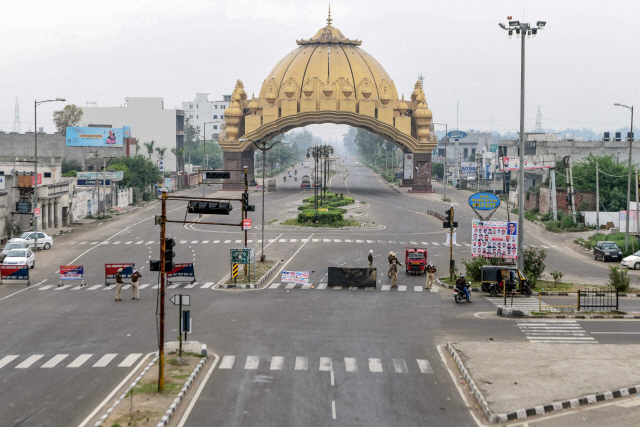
[155,147,167,170]
[171,148,185,172]
[144,140,155,159]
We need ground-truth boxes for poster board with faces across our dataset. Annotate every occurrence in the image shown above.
[471,219,518,259]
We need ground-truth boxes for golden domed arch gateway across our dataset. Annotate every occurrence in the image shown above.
[219,12,437,192]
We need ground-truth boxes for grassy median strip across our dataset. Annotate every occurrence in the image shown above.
[225,260,276,285]
[101,351,204,427]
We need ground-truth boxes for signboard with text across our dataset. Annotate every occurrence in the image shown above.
[230,248,251,265]
[66,127,124,147]
[460,162,478,176]
[168,263,195,278]
[0,265,29,281]
[499,155,555,171]
[281,270,310,284]
[31,174,42,185]
[471,219,518,259]
[105,263,134,284]
[60,265,84,280]
[77,171,124,180]
[468,193,500,211]
[243,218,251,230]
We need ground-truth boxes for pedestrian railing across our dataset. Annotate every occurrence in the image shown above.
[538,288,618,313]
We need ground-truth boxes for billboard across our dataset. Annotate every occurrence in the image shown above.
[471,219,518,259]
[460,162,477,176]
[499,155,555,171]
[77,171,124,180]
[66,127,124,147]
[403,153,414,179]
[281,270,310,284]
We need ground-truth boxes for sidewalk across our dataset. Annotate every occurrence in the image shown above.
[448,341,640,423]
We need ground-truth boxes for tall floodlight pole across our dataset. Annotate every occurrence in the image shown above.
[614,103,634,250]
[433,123,448,200]
[499,18,546,270]
[202,122,215,197]
[34,98,65,251]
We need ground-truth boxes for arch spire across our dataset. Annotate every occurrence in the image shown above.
[327,4,332,26]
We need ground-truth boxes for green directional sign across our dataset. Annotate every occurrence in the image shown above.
[230,248,251,265]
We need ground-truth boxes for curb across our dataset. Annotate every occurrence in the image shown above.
[156,354,209,427]
[447,342,640,423]
[218,260,281,289]
[93,353,159,427]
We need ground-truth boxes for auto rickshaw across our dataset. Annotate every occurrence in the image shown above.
[480,265,532,297]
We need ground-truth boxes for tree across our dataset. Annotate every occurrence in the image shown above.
[155,147,167,167]
[143,141,155,159]
[53,105,83,135]
[432,162,444,179]
[62,158,83,174]
[171,148,185,172]
[110,156,161,190]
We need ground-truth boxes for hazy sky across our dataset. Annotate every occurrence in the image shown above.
[2,0,638,140]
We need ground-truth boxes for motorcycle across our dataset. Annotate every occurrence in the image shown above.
[454,284,471,303]
[283,176,286,182]
[294,177,297,181]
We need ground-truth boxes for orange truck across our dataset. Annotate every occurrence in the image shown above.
[405,247,427,275]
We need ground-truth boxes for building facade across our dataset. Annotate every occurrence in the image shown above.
[80,98,184,171]
[181,93,231,140]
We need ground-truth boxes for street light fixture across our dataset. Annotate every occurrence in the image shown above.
[614,103,634,250]
[202,122,215,197]
[499,17,546,271]
[433,123,448,201]
[34,97,65,251]
[239,135,284,262]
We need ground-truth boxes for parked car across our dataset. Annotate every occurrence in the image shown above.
[9,232,53,250]
[1,242,29,261]
[593,241,623,262]
[2,248,35,269]
[621,250,640,270]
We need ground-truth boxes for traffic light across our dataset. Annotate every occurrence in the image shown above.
[205,171,231,179]
[241,193,255,212]
[150,260,160,271]
[188,200,233,215]
[165,238,175,272]
[443,208,458,229]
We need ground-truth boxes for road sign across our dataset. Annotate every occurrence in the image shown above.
[243,218,251,230]
[231,248,251,264]
[34,208,41,217]
[232,263,239,278]
[170,294,190,306]
[468,193,500,211]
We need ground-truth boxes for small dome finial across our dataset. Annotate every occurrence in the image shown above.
[327,4,332,26]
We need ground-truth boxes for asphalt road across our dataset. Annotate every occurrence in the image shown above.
[1,152,639,426]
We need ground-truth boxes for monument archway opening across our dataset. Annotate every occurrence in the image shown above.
[219,10,437,192]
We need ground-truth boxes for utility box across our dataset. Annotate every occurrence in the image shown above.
[267,179,277,192]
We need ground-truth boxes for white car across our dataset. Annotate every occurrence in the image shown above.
[2,248,35,269]
[1,242,29,261]
[621,250,640,270]
[9,232,53,250]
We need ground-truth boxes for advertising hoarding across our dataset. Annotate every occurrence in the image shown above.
[460,162,477,176]
[281,270,310,284]
[77,171,124,180]
[499,155,555,171]
[471,219,518,259]
[468,193,501,211]
[66,127,124,147]
[403,153,414,179]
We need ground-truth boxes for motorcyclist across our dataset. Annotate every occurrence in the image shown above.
[294,170,297,175]
[456,274,472,302]
[283,175,286,181]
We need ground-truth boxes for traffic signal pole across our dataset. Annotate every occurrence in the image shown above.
[450,207,454,281]
[243,167,248,276]
[159,190,167,391]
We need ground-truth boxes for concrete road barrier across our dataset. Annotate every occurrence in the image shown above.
[328,267,376,288]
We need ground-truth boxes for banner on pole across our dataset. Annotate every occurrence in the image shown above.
[281,270,310,284]
[445,231,457,245]
[471,219,518,259]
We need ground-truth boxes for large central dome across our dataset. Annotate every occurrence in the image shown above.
[259,14,399,102]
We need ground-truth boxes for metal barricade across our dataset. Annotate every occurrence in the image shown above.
[578,288,618,311]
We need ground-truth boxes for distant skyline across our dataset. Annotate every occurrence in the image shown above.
[2,0,638,140]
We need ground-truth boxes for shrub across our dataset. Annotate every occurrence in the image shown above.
[297,209,343,223]
[607,266,630,292]
[522,246,547,286]
[549,270,564,288]
[461,257,501,281]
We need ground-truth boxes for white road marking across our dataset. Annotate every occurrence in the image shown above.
[332,400,336,420]
[421,242,429,245]
[41,354,69,368]
[118,353,143,367]
[191,240,198,244]
[398,285,407,291]
[344,357,358,372]
[393,359,408,373]
[112,241,121,245]
[55,285,72,291]
[295,357,308,371]
[87,285,102,290]
[367,240,374,243]
[237,240,244,244]
[269,283,281,289]
[323,239,331,243]
[381,285,391,291]
[125,241,132,244]
[414,286,423,292]
[368,358,383,372]
[138,284,151,289]
[213,240,220,244]
[431,242,439,246]
[200,282,213,289]
[285,283,296,289]
[122,285,131,289]
[135,241,143,244]
[145,241,154,245]
[345,239,352,242]
[430,286,439,293]
[312,239,319,242]
[290,239,297,243]
[70,286,84,290]
[0,355,19,369]
[185,283,198,288]
[333,286,342,290]
[301,283,311,290]
[202,240,209,244]
[15,355,44,369]
[349,286,358,290]
[410,241,418,245]
[39,285,54,290]
[168,284,180,289]
[317,283,327,290]
[93,354,117,367]
[67,354,92,368]
[270,356,284,370]
[224,240,231,244]
[334,239,342,243]
[417,359,433,374]
[268,239,276,243]
[356,240,363,243]
[319,357,333,371]
[219,355,236,369]
[245,356,259,370]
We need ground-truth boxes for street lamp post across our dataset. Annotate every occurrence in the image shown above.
[499,18,546,270]
[239,136,284,262]
[614,103,634,250]
[202,122,215,197]
[433,123,448,200]
[34,98,65,251]
[307,144,334,222]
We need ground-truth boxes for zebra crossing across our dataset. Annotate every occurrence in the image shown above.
[217,355,434,374]
[269,283,437,292]
[485,296,557,312]
[37,282,214,292]
[0,352,145,371]
[517,320,598,344]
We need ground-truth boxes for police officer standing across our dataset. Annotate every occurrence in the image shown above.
[131,268,141,300]
[368,250,374,267]
[425,261,436,289]
[115,268,123,301]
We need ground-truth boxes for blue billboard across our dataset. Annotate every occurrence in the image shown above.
[66,127,124,147]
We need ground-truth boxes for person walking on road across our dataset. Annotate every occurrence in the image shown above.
[388,251,399,265]
[426,261,436,289]
[131,268,141,300]
[389,260,401,288]
[368,250,374,267]
[115,268,123,301]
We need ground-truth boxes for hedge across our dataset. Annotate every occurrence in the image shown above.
[297,209,344,223]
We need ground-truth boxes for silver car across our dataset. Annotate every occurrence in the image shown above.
[1,242,29,261]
